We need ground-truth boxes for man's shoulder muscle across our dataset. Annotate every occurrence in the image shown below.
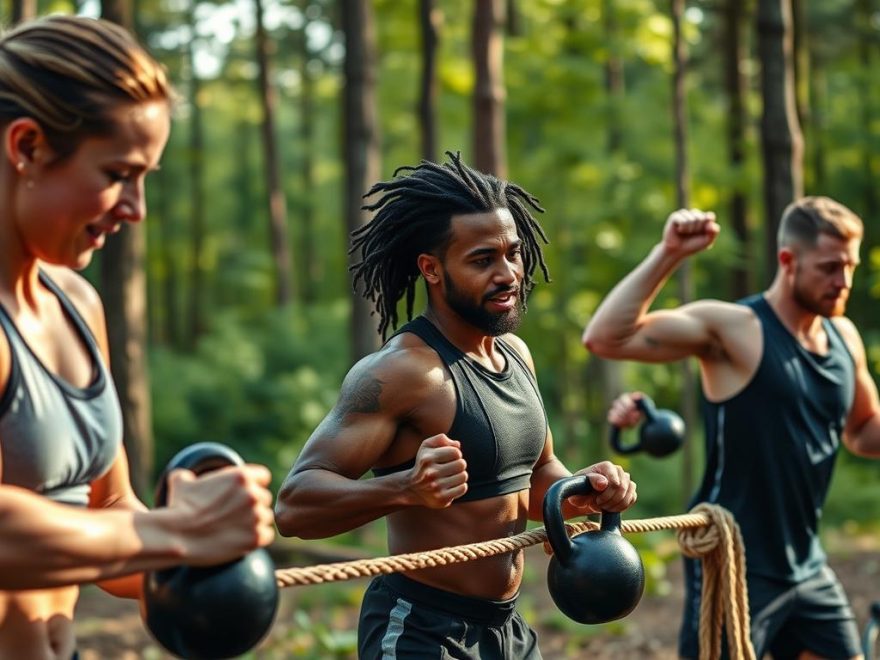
[344,335,448,416]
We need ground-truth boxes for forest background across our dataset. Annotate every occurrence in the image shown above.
[3,0,880,656]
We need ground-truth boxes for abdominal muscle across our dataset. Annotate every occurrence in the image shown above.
[387,490,530,600]
[0,587,79,660]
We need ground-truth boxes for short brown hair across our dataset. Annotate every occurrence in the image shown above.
[0,15,171,160]
[777,196,864,249]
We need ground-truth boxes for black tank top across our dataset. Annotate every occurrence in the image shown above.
[373,316,548,502]
[692,294,854,583]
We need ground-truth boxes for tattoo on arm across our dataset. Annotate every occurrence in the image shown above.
[335,372,384,419]
[644,336,661,349]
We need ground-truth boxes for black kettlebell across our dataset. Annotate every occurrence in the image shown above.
[143,442,279,659]
[609,395,685,458]
[543,475,645,624]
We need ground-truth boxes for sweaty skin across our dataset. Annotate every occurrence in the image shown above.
[0,101,275,657]
[0,98,173,659]
[587,207,880,660]
[276,210,637,601]
[584,209,880,454]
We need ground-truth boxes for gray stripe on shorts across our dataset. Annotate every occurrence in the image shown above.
[381,597,413,659]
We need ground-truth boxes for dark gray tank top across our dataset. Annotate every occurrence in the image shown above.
[692,294,854,583]
[0,272,122,506]
[373,316,548,502]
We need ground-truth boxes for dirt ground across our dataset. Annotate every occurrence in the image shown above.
[74,541,880,659]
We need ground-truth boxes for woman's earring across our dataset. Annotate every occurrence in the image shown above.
[15,162,25,173]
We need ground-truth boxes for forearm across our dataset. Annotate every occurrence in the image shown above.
[95,497,150,599]
[527,458,573,521]
[275,468,415,539]
[583,243,683,353]
[0,487,187,589]
[845,415,880,458]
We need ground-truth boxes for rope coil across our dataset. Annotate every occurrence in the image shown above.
[677,503,754,660]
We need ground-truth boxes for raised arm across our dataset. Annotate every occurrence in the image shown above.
[274,345,469,539]
[584,209,727,362]
[834,317,880,457]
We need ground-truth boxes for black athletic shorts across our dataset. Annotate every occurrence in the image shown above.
[679,559,861,659]
[358,573,541,659]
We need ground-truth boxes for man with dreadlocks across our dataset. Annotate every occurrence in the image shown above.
[275,152,637,659]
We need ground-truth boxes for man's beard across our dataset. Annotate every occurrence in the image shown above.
[792,269,847,318]
[443,272,522,336]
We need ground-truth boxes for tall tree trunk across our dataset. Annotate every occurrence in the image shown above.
[298,7,319,303]
[790,0,809,133]
[233,117,256,236]
[505,0,519,36]
[603,0,625,154]
[185,0,207,346]
[418,0,441,162]
[671,0,696,506]
[472,0,507,177]
[594,0,624,460]
[154,164,180,347]
[342,0,381,360]
[255,0,294,306]
[551,14,593,461]
[100,0,153,498]
[757,0,804,282]
[808,55,827,191]
[723,0,751,299]
[857,0,877,219]
[11,0,36,23]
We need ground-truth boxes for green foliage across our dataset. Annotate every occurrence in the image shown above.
[272,608,358,659]
[150,302,350,486]
[73,0,880,530]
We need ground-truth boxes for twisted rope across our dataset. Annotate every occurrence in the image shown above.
[274,511,710,588]
[677,503,755,660]
[275,505,755,659]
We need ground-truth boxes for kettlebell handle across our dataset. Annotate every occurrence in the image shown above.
[609,396,657,455]
[144,442,279,659]
[154,442,245,508]
[543,475,622,565]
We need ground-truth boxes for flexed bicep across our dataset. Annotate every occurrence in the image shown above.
[590,302,724,363]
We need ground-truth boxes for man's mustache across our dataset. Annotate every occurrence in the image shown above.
[483,286,519,303]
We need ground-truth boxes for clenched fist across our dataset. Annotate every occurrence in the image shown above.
[662,208,719,258]
[407,434,468,508]
[607,391,646,430]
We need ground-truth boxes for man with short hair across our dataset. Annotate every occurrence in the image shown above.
[585,198,880,659]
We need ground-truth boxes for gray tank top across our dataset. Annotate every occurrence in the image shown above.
[373,316,548,502]
[0,272,122,506]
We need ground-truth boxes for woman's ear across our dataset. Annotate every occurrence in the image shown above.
[4,117,46,172]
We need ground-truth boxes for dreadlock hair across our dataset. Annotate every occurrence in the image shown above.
[350,151,551,340]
